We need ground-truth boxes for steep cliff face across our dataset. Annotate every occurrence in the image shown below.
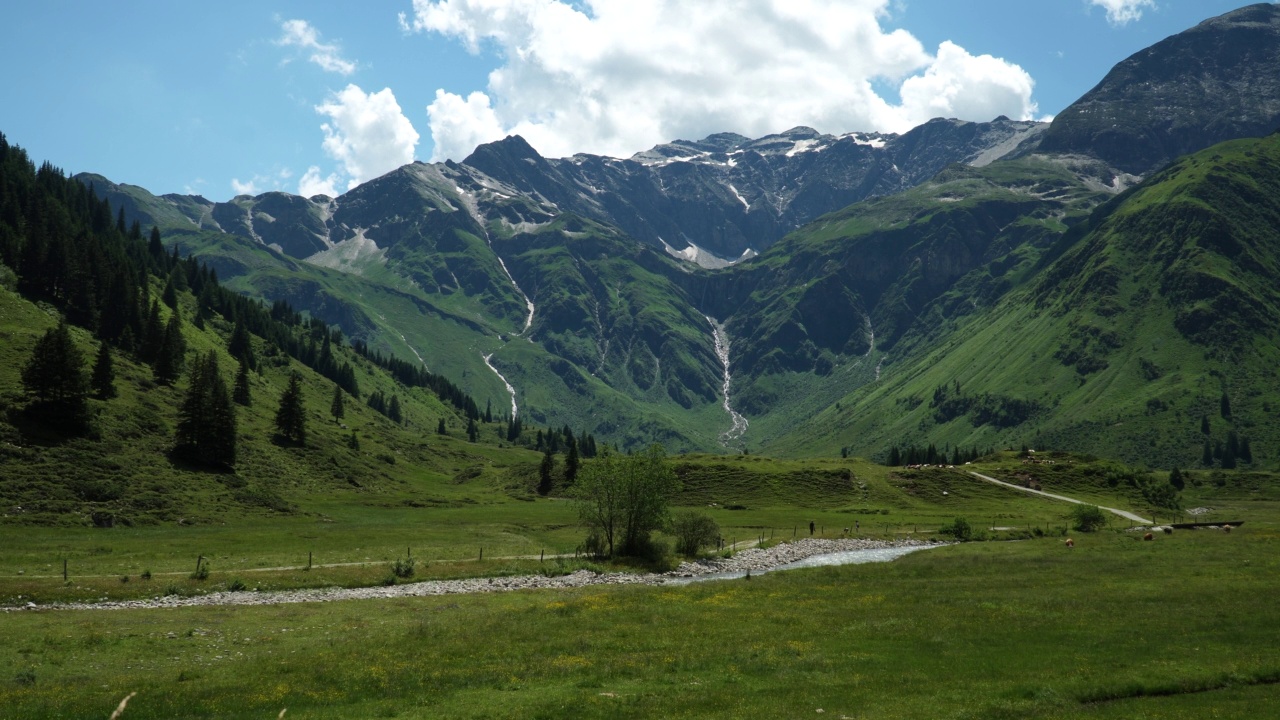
[1038,3,1280,175]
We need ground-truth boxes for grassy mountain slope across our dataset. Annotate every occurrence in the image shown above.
[776,134,1280,468]
[0,278,546,528]
[703,156,1114,449]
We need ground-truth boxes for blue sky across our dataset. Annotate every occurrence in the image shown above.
[0,1,1255,201]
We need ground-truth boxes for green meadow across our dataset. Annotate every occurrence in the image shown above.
[3,455,1279,718]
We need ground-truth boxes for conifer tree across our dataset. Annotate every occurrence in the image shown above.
[538,448,555,496]
[233,357,252,407]
[139,300,164,363]
[484,399,492,424]
[437,417,447,435]
[1240,436,1253,464]
[274,372,306,446]
[1202,439,1214,467]
[466,417,478,442]
[1168,466,1184,491]
[174,351,236,470]
[330,383,345,421]
[161,276,178,309]
[227,318,254,367]
[153,308,185,385]
[389,394,403,424]
[21,321,89,429]
[565,436,580,485]
[148,225,164,258]
[90,341,117,400]
[1220,392,1232,419]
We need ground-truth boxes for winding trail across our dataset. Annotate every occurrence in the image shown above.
[968,472,1152,524]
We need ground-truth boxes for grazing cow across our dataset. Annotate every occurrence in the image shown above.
[1143,532,1154,541]
[1223,525,1233,534]
[1162,526,1173,534]
[1065,538,1074,548]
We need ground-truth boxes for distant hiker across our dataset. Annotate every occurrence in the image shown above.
[809,521,815,536]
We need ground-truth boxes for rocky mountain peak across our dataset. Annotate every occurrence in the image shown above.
[1037,3,1280,174]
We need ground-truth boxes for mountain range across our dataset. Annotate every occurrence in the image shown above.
[65,3,1280,466]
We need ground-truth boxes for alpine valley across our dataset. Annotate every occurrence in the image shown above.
[10,3,1280,470]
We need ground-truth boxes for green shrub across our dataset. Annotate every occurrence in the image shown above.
[1071,504,1107,532]
[939,517,973,540]
[390,557,415,579]
[140,569,152,580]
[670,510,721,556]
[227,579,247,592]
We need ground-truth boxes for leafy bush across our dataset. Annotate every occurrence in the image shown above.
[140,569,152,580]
[939,517,973,540]
[671,510,721,556]
[190,558,209,580]
[390,557,415,579]
[227,579,247,592]
[1071,504,1107,532]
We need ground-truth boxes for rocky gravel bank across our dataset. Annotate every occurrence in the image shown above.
[9,538,943,612]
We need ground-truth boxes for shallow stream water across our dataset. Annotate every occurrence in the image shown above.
[664,545,934,585]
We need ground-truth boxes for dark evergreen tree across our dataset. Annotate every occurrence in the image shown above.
[1220,392,1232,419]
[888,446,902,466]
[227,318,254,367]
[535,429,545,450]
[330,383,345,421]
[466,417,478,442]
[1200,414,1210,435]
[437,417,447,435]
[274,371,306,446]
[565,436,580,485]
[152,308,185,385]
[90,341,117,400]
[233,357,252,407]
[161,276,178,309]
[538,448,555,496]
[1202,439,1215,467]
[1169,466,1184,491]
[1240,436,1253,464]
[388,394,403,424]
[347,431,360,450]
[173,351,236,470]
[21,321,89,429]
[139,300,164,364]
[148,225,164,258]
[484,399,492,424]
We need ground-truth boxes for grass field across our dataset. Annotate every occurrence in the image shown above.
[2,452,1187,605]
[1,491,1275,718]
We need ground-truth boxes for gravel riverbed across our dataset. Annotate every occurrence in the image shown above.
[8,537,943,612]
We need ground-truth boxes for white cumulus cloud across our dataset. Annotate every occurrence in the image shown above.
[230,168,293,197]
[314,84,421,191]
[401,0,1040,161]
[1087,0,1157,26]
[277,19,357,75]
[299,166,342,197]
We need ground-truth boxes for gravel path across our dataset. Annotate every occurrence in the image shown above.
[968,471,1152,524]
[7,538,941,613]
